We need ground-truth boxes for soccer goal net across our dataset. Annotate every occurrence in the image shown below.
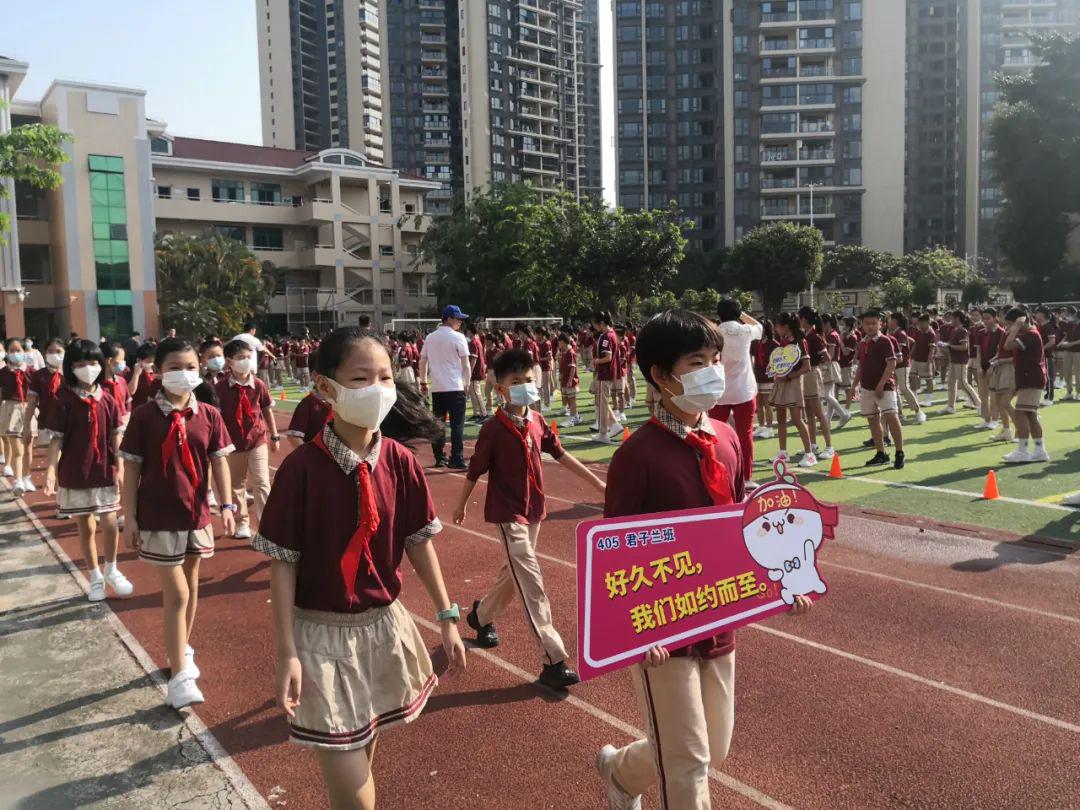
[481,316,564,331]
[386,319,442,335]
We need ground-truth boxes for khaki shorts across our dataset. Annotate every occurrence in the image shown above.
[58,485,120,518]
[560,385,579,398]
[989,363,1016,393]
[138,526,215,566]
[839,367,853,388]
[594,379,612,400]
[860,389,899,416]
[0,400,27,437]
[770,377,804,409]
[913,360,932,379]
[290,600,436,751]
[1013,388,1042,413]
[802,366,822,399]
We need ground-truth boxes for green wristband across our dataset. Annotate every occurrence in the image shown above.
[436,604,460,623]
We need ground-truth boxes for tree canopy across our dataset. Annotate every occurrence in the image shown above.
[155,232,280,337]
[726,221,823,314]
[819,244,895,289]
[0,100,70,245]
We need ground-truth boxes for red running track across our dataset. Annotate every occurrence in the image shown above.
[15,415,1080,809]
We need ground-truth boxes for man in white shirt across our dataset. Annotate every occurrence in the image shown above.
[419,305,473,468]
[711,299,763,488]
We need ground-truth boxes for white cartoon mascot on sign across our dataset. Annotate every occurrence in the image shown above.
[742,460,839,605]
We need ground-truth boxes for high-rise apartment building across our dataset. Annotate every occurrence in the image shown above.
[259,0,604,207]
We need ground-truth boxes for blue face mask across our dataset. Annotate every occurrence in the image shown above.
[508,382,539,406]
[7,352,25,365]
[207,356,226,372]
[113,360,128,374]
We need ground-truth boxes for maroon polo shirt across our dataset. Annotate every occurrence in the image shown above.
[126,369,161,410]
[912,328,936,363]
[969,323,984,361]
[0,366,30,401]
[215,376,272,452]
[119,396,233,531]
[595,330,617,382]
[605,415,744,659]
[29,367,64,424]
[805,328,828,367]
[43,386,122,489]
[467,409,566,525]
[559,348,579,388]
[858,334,898,391]
[980,326,1004,372]
[839,333,858,368]
[949,326,971,365]
[253,428,440,614]
[1013,329,1047,391]
[539,339,553,371]
[889,329,911,368]
[286,392,333,443]
[100,375,130,418]
[470,335,486,382]
[1069,322,1080,353]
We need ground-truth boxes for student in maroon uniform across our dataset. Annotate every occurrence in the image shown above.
[257,327,465,809]
[24,338,66,464]
[215,339,278,539]
[613,325,630,422]
[595,309,812,810]
[455,349,603,689]
[482,332,500,413]
[838,317,859,409]
[465,323,490,422]
[557,332,581,426]
[1002,308,1049,464]
[976,309,1004,431]
[943,311,981,414]
[753,319,778,440]
[286,390,333,448]
[1034,306,1057,406]
[936,312,953,389]
[988,308,1018,442]
[820,313,850,425]
[911,313,938,407]
[120,337,236,709]
[200,338,227,387]
[126,342,159,411]
[1059,307,1080,398]
[888,312,926,424]
[796,308,837,461]
[537,327,555,409]
[624,324,638,405]
[770,313,816,467]
[592,311,622,442]
[100,342,131,422]
[850,309,905,469]
[0,338,32,492]
[42,339,133,602]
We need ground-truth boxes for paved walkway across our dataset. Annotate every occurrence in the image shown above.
[0,490,265,809]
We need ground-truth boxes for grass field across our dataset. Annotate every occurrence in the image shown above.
[269,369,1080,547]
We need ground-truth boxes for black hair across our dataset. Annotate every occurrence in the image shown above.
[890,312,909,329]
[193,381,220,408]
[223,339,252,358]
[592,310,613,327]
[797,306,823,331]
[953,310,971,328]
[44,338,65,353]
[775,312,804,343]
[492,348,534,381]
[717,298,742,323]
[981,307,998,317]
[62,339,106,388]
[1004,306,1028,323]
[135,342,157,362]
[822,313,839,331]
[243,321,258,332]
[556,332,572,346]
[860,308,885,321]
[917,311,931,322]
[356,314,372,329]
[199,338,223,356]
[154,337,199,369]
[842,317,856,330]
[314,326,444,442]
[465,323,478,336]
[636,309,723,389]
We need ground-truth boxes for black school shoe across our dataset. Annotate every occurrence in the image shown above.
[433,458,448,468]
[865,451,890,466]
[862,436,892,448]
[467,600,499,648]
[894,451,906,470]
[539,661,580,690]
[448,458,469,470]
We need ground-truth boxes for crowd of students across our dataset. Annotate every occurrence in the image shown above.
[0,296,1061,809]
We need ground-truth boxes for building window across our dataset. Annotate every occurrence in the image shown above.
[844,1,862,21]
[150,137,171,155]
[844,167,862,185]
[379,245,394,257]
[88,155,131,296]
[252,226,284,250]
[843,86,862,104]
[212,178,245,202]
[187,187,201,201]
[214,224,246,243]
[18,244,52,284]
[156,185,171,199]
[381,289,395,305]
[251,182,282,205]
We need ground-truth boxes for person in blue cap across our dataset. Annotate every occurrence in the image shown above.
[419,305,472,468]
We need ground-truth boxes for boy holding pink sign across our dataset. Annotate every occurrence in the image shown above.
[595,309,813,810]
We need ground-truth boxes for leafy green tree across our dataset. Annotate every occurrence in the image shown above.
[726,288,757,314]
[961,278,992,306]
[728,222,823,314]
[819,244,896,289]
[673,247,738,294]
[897,246,971,287]
[679,288,722,314]
[637,289,679,318]
[990,34,1080,298]
[155,232,278,337]
[0,100,70,244]
[881,277,915,310]
[912,276,938,308]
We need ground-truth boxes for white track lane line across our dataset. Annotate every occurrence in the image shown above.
[408,611,792,810]
[5,482,270,810]
[443,523,1080,734]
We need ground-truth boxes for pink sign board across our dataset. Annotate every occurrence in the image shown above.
[576,464,839,681]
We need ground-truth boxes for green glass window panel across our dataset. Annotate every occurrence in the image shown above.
[92,222,111,239]
[94,240,112,260]
[91,188,110,205]
[90,173,109,190]
[111,242,129,261]
[92,204,110,224]
[107,190,125,207]
[99,304,133,338]
[107,157,124,172]
[107,173,124,191]
[108,206,126,225]
[88,155,111,171]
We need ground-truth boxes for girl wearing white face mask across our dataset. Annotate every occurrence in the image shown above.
[23,339,67,472]
[42,340,132,602]
[119,337,236,709]
[0,338,32,487]
[257,327,465,810]
[213,341,278,540]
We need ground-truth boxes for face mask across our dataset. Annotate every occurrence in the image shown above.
[326,378,397,429]
[74,364,101,385]
[670,364,726,414]
[142,361,155,371]
[7,352,25,365]
[207,356,226,372]
[231,357,255,375]
[46,352,64,368]
[24,339,33,349]
[114,360,128,374]
[508,382,539,406]
[162,370,203,395]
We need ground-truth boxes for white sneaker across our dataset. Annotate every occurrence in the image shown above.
[166,670,205,709]
[1003,448,1033,464]
[753,426,767,438]
[88,575,106,602]
[1063,492,1080,506]
[760,427,775,439]
[836,411,852,430]
[608,425,626,440]
[798,452,819,468]
[591,421,600,431]
[104,567,134,597]
[12,480,25,498]
[818,447,836,460]
[986,421,1001,431]
[810,443,821,455]
[245,491,255,503]
[2,465,12,477]
[771,450,789,464]
[1029,446,1050,462]
[942,406,956,414]
[915,411,927,425]
[169,645,201,680]
[21,476,35,493]
[1042,399,1054,407]
[591,433,613,444]
[921,395,933,408]
[991,430,1014,443]
[207,490,218,508]
[596,745,642,810]
[974,421,992,429]
[234,524,252,540]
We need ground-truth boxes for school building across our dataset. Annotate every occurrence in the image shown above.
[0,56,440,341]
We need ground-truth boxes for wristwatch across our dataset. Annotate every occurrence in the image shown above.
[436,604,460,623]
[271,435,281,442]
[220,503,238,513]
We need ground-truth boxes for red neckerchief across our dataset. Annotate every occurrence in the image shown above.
[496,408,541,516]
[313,430,381,607]
[48,369,62,397]
[161,407,200,516]
[80,391,102,464]
[649,416,733,507]
[12,368,27,401]
[235,384,256,431]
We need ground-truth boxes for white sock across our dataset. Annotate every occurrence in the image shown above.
[1034,438,1045,448]
[89,567,104,581]
[1019,438,1030,452]
[105,561,118,576]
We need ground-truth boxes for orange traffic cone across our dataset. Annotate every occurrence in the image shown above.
[550,419,559,436]
[828,453,843,479]
[622,426,631,442]
[278,389,287,402]
[983,469,1000,500]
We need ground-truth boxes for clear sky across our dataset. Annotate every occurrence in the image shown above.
[2,0,617,204]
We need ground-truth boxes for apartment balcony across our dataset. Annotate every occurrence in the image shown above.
[421,50,447,63]
[418,11,444,27]
[760,14,835,29]
[422,84,450,97]
[424,136,452,148]
[420,34,447,45]
[155,195,306,226]
[761,200,836,220]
